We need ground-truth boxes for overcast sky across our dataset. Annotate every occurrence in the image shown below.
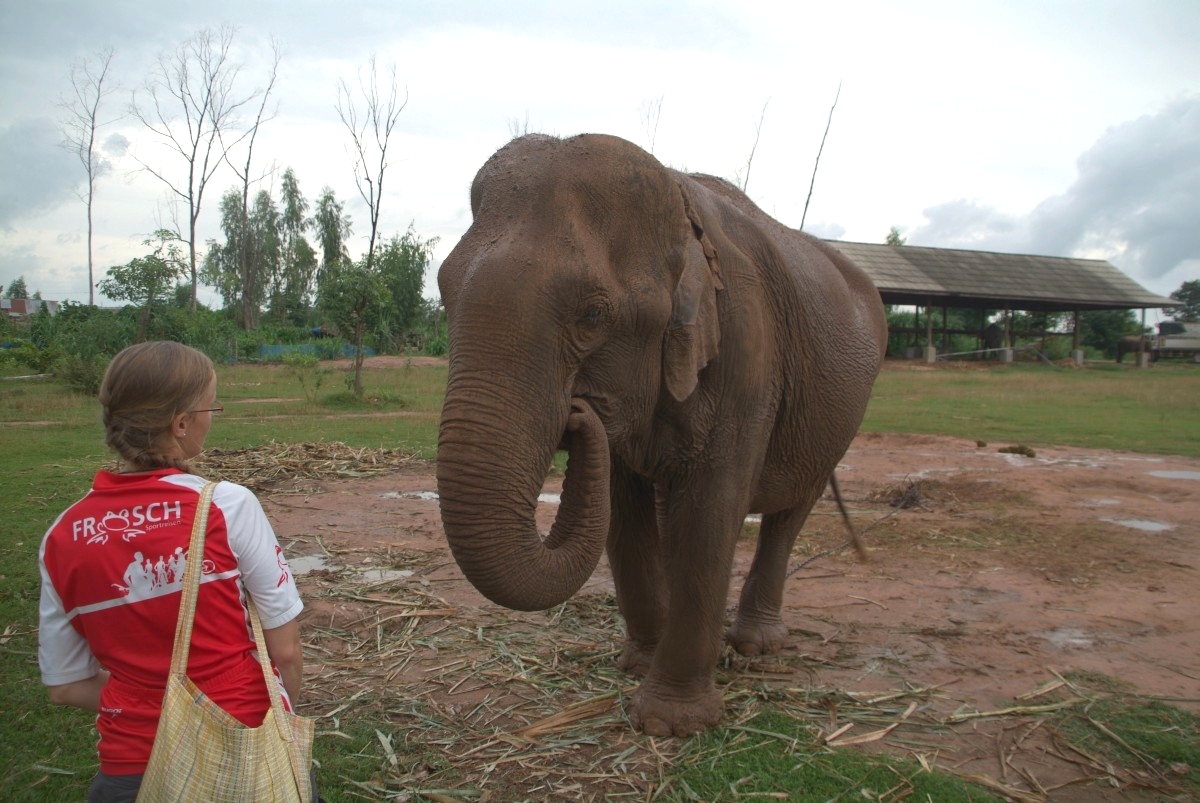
[1,0,1197,317]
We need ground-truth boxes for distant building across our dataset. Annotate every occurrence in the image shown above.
[1,298,60,321]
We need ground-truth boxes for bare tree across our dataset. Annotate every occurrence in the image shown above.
[335,55,407,395]
[129,25,254,310]
[800,81,842,231]
[507,111,532,139]
[220,41,281,330]
[639,95,664,155]
[336,55,407,277]
[736,99,770,193]
[60,48,118,306]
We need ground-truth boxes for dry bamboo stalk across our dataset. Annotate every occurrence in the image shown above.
[946,698,1085,723]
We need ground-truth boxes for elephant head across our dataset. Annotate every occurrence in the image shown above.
[436,134,723,611]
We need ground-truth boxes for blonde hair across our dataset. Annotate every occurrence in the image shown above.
[100,341,215,473]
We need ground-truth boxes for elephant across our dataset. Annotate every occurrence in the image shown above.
[1116,335,1152,363]
[435,133,888,737]
[982,322,1006,356]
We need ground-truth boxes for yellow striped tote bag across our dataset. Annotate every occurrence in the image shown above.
[137,482,314,802]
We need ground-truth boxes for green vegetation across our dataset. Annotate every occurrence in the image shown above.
[863,361,1200,457]
[2,357,1196,800]
[669,712,1001,801]
[1049,673,1200,798]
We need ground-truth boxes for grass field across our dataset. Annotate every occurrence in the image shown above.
[1,356,1196,801]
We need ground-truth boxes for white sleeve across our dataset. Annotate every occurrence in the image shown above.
[38,535,100,686]
[212,482,303,630]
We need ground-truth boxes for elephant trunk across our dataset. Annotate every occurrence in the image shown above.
[437,391,611,612]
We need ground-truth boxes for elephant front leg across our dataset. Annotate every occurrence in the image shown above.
[626,493,741,737]
[607,466,665,678]
[727,501,816,656]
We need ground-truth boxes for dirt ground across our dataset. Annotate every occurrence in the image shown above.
[255,423,1199,801]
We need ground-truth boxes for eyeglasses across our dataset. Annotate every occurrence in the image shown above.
[188,404,224,416]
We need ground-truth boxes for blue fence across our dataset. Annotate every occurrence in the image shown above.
[257,343,376,360]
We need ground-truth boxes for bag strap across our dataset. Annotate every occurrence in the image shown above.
[168,481,218,675]
[247,596,295,743]
[246,563,311,799]
[168,480,310,799]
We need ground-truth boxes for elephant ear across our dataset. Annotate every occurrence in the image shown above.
[663,183,724,402]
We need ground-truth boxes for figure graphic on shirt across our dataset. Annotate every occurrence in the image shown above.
[153,555,167,588]
[167,547,185,584]
[123,552,152,596]
[275,545,290,588]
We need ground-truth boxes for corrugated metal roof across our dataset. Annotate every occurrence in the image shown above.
[826,241,1180,311]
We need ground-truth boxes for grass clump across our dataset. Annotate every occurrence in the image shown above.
[1051,674,1200,798]
[667,711,1001,801]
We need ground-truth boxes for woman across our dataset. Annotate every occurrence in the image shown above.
[38,341,306,802]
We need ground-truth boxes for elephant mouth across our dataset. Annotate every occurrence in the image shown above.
[557,395,596,451]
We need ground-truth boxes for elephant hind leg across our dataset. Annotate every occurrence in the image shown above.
[727,500,817,656]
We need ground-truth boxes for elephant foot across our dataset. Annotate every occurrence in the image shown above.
[726,614,788,657]
[617,639,656,678]
[627,680,724,737]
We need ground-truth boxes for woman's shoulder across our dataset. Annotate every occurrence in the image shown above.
[159,474,261,507]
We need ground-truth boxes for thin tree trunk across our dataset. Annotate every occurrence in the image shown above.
[354,318,366,397]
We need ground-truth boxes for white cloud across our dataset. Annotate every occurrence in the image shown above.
[908,95,1200,294]
[1,0,1197,302]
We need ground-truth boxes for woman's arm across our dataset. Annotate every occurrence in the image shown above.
[47,668,111,711]
[261,620,303,704]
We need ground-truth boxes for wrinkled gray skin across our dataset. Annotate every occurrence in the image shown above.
[436,133,887,736]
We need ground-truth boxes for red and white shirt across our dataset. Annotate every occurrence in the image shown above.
[38,469,303,776]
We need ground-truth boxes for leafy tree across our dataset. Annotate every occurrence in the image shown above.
[885,226,906,246]
[312,187,351,277]
[4,276,29,299]
[371,226,438,352]
[318,255,388,398]
[98,230,187,340]
[202,188,280,329]
[171,282,197,309]
[313,191,349,270]
[1169,280,1200,322]
[272,168,318,323]
[246,190,282,326]
[1079,309,1140,358]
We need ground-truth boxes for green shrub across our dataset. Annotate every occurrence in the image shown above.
[6,339,63,373]
[282,352,326,403]
[59,353,109,396]
[46,303,136,359]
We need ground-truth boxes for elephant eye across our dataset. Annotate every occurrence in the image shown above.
[578,299,610,329]
[571,291,613,342]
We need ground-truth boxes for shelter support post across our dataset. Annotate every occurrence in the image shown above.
[1070,310,1084,365]
[1000,307,1013,363]
[1137,308,1152,368]
[924,301,937,363]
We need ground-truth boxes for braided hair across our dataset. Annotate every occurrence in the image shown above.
[99,341,215,474]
